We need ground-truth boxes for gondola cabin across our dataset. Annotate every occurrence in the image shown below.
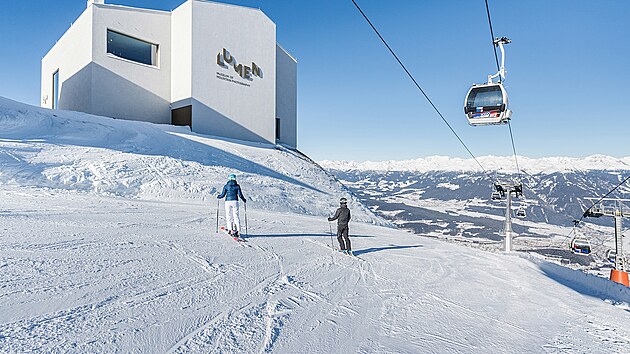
[491,192,502,201]
[570,238,592,255]
[515,207,526,218]
[464,82,511,126]
[606,249,616,263]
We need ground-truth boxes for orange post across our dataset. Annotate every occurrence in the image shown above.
[610,269,630,286]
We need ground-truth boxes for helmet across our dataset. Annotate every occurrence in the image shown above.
[339,197,348,204]
[228,174,236,181]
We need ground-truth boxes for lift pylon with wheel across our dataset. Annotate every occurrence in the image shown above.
[583,198,630,286]
[493,180,523,252]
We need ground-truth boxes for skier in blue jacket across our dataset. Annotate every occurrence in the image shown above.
[217,174,247,236]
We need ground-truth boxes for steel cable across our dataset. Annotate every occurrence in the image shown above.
[350,0,492,178]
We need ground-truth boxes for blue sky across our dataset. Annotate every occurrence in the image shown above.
[1,0,629,162]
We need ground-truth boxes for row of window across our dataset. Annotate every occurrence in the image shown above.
[52,30,157,109]
[107,29,158,66]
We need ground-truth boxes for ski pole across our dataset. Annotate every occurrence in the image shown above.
[216,198,220,233]
[244,202,248,236]
[329,221,334,250]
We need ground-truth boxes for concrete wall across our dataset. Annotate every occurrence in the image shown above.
[171,0,192,105]
[189,0,276,144]
[42,0,297,148]
[41,7,93,111]
[275,44,297,148]
[91,4,171,124]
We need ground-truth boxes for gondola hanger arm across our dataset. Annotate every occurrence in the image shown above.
[488,37,511,84]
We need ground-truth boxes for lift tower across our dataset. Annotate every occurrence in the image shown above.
[494,180,523,252]
[583,198,630,286]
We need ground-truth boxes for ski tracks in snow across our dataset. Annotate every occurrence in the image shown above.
[544,314,630,353]
[166,239,314,353]
[4,187,630,352]
[166,234,381,353]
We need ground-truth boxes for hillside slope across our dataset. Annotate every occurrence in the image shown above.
[0,97,379,223]
[2,98,630,353]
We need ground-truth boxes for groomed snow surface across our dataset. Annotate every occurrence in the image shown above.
[2,97,630,353]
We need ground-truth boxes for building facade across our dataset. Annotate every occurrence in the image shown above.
[41,0,297,148]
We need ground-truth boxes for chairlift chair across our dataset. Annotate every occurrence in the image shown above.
[583,206,604,218]
[515,207,526,218]
[513,183,523,198]
[491,191,502,201]
[570,238,592,255]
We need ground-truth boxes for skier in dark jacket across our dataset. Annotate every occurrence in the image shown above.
[328,197,352,255]
[217,174,247,236]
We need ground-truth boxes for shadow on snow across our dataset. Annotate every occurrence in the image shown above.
[353,244,423,256]
[245,233,376,239]
[538,260,630,306]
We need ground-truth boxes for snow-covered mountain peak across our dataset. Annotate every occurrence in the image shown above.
[319,154,630,174]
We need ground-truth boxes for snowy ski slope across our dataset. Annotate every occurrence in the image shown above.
[0,97,378,223]
[2,97,630,353]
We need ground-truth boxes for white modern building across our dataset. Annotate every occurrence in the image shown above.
[41,0,297,148]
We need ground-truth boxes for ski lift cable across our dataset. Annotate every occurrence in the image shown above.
[521,170,605,249]
[349,0,492,178]
[548,175,630,249]
[577,175,630,225]
[485,0,523,180]
[485,0,501,74]
[507,120,522,180]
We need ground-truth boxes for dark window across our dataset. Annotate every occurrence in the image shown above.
[466,85,503,109]
[52,70,59,109]
[276,118,281,140]
[172,106,192,128]
[107,29,157,66]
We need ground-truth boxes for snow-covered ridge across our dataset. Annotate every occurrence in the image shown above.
[0,96,382,223]
[320,155,630,174]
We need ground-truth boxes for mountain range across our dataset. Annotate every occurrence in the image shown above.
[321,157,630,266]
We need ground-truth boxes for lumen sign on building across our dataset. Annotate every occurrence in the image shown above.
[217,48,263,81]
[41,0,297,148]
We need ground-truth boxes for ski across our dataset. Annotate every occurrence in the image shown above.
[333,247,363,261]
[305,239,363,261]
[343,251,363,260]
[219,226,247,243]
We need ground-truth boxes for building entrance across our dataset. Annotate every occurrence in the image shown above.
[171,105,192,128]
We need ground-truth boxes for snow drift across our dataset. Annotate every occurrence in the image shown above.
[0,96,381,223]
